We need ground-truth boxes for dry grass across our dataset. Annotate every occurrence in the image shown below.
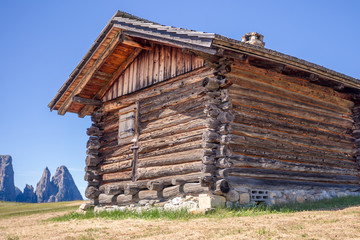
[1,200,360,239]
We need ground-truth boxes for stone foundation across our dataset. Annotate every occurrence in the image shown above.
[79,187,360,215]
[224,188,360,207]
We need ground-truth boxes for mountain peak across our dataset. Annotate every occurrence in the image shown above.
[0,155,16,201]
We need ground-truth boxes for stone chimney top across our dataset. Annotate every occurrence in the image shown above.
[241,32,265,47]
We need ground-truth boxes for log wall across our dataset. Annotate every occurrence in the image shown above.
[223,60,360,190]
[92,67,214,205]
[102,44,204,102]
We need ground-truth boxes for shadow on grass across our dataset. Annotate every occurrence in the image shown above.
[49,195,360,222]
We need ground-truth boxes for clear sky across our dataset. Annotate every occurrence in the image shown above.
[1,0,359,198]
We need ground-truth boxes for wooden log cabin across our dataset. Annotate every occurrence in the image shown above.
[49,11,360,206]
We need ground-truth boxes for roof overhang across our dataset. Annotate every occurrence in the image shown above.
[49,11,360,117]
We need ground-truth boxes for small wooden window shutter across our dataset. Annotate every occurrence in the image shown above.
[118,104,137,145]
[117,102,140,181]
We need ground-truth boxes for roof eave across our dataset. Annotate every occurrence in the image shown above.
[48,11,127,112]
[213,34,360,90]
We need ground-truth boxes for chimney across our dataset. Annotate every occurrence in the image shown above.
[241,32,265,47]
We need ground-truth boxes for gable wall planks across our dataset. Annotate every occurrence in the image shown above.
[103,44,205,102]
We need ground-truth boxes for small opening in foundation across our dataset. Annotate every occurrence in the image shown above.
[255,201,265,206]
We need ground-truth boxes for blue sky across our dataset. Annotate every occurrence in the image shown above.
[1,1,359,198]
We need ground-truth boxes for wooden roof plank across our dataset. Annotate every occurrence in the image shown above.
[78,47,143,118]
[57,31,122,115]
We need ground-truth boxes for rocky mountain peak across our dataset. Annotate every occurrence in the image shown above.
[51,165,82,202]
[35,166,56,203]
[0,155,16,201]
[35,166,82,202]
[16,184,37,203]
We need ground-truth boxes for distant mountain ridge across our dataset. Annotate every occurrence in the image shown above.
[0,155,83,202]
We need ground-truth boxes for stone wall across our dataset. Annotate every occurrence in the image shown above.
[224,187,360,208]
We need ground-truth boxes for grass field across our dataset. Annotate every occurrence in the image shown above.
[1,197,360,239]
[0,201,82,219]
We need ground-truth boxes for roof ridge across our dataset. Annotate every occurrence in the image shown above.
[113,10,160,25]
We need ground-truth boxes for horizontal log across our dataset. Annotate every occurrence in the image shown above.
[163,185,183,199]
[171,173,207,185]
[228,64,354,109]
[231,95,353,131]
[102,170,132,182]
[139,118,206,141]
[140,97,205,123]
[233,110,354,144]
[87,126,102,137]
[117,194,133,205]
[102,153,133,165]
[140,82,205,114]
[228,154,359,176]
[231,121,354,151]
[102,67,213,112]
[139,141,202,159]
[73,96,102,106]
[138,190,161,200]
[86,149,99,157]
[137,149,203,168]
[226,167,360,184]
[183,183,209,195]
[84,171,99,181]
[124,183,141,195]
[99,194,116,205]
[102,117,119,134]
[230,123,355,154]
[139,129,203,154]
[86,155,101,167]
[232,103,353,138]
[99,142,133,159]
[230,146,357,169]
[228,77,352,115]
[101,160,132,174]
[87,138,101,150]
[137,162,202,180]
[99,183,125,195]
[200,175,216,187]
[146,181,164,191]
[231,98,353,134]
[141,108,205,134]
[228,134,354,161]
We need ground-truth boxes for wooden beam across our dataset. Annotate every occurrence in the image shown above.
[120,34,151,50]
[78,48,143,118]
[73,96,101,106]
[57,30,122,115]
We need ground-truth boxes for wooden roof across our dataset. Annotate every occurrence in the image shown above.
[49,10,360,117]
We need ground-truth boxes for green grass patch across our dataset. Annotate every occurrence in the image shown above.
[50,195,360,222]
[0,201,84,219]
